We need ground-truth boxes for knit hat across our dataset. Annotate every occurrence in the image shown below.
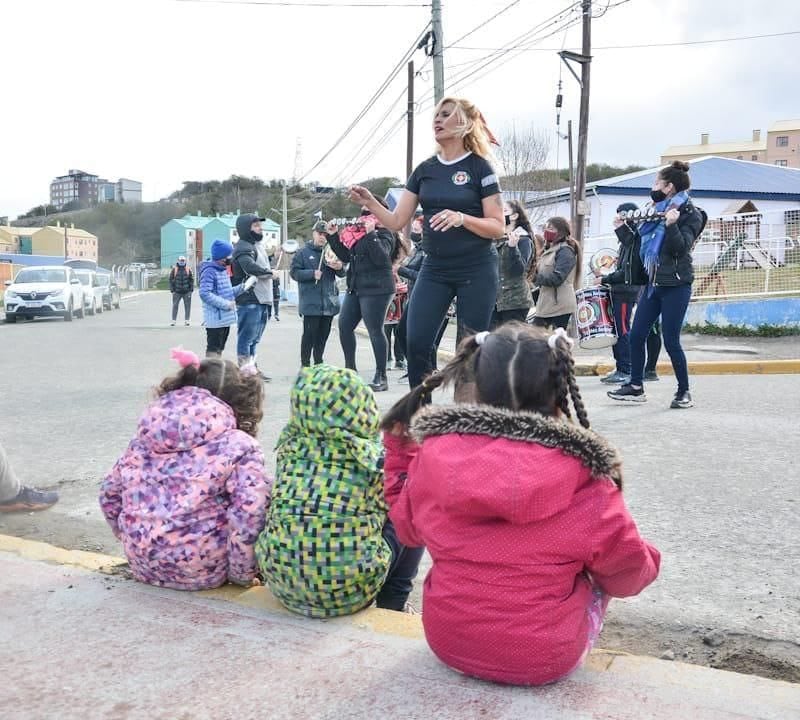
[211,239,233,261]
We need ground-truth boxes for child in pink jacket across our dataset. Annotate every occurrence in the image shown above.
[100,349,272,590]
[381,324,661,686]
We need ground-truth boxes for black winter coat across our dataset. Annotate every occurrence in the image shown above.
[231,237,273,305]
[615,199,702,287]
[603,227,644,303]
[169,265,194,294]
[290,243,346,317]
[327,227,395,296]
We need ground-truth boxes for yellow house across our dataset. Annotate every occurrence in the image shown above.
[32,222,99,262]
[662,120,800,168]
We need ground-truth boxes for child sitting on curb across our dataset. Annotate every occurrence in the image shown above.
[381,323,661,686]
[256,365,423,617]
[99,349,272,591]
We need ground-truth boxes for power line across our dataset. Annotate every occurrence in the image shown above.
[451,28,800,52]
[298,21,431,183]
[443,0,522,50]
[174,0,428,7]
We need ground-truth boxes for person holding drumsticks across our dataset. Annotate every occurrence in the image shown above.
[291,222,346,367]
[348,96,504,390]
[608,161,704,408]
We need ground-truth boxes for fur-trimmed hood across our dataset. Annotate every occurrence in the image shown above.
[408,404,623,523]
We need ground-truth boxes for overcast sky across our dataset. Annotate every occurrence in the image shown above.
[2,0,798,218]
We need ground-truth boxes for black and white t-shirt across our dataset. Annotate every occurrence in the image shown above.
[406,152,501,267]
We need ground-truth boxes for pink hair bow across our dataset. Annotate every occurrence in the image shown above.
[170,347,201,369]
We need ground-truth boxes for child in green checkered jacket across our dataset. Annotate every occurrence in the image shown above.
[256,365,424,617]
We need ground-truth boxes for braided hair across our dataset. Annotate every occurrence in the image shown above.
[380,322,590,431]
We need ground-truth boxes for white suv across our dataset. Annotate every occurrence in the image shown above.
[73,268,105,316]
[3,266,86,323]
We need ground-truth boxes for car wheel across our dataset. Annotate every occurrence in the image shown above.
[5,313,16,324]
[76,299,85,319]
[64,301,73,322]
[88,299,96,316]
[114,295,121,309]
[97,299,103,314]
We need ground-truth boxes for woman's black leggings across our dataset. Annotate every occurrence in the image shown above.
[406,258,498,388]
[338,292,394,374]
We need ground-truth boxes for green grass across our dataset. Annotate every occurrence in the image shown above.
[684,323,800,338]
[693,265,800,298]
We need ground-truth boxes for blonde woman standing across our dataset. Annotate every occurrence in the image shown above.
[349,97,504,389]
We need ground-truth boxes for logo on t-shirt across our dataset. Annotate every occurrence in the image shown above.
[452,171,471,186]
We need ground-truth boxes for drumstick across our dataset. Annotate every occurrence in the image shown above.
[315,243,328,284]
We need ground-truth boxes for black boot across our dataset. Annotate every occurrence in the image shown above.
[369,371,389,392]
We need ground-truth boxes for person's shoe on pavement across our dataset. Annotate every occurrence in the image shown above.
[0,486,59,513]
[607,383,647,403]
[369,372,389,392]
[601,370,630,385]
[394,359,406,371]
[670,390,693,409]
[170,321,176,327]
[644,370,660,382]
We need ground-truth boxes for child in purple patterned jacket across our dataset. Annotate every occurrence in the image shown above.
[100,349,273,591]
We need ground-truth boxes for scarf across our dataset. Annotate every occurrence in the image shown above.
[339,215,378,249]
[639,190,689,287]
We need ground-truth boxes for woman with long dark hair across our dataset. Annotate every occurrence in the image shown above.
[348,96,504,389]
[608,161,704,408]
[490,199,534,329]
[530,216,582,330]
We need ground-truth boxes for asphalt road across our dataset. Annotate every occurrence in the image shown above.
[0,290,797,672]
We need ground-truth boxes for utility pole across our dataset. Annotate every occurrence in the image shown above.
[281,181,288,253]
[405,60,415,240]
[567,119,575,227]
[573,0,592,248]
[431,0,444,103]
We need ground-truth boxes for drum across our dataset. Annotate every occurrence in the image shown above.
[589,247,618,277]
[575,287,617,349]
[385,282,408,325]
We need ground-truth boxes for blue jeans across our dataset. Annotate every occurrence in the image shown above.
[236,303,269,358]
[611,296,635,375]
[629,284,692,392]
[375,520,425,611]
[406,256,498,388]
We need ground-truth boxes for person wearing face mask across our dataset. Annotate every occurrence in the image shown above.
[291,222,347,367]
[490,199,534,329]
[530,216,582,330]
[169,255,194,326]
[199,240,257,357]
[607,161,704,409]
[348,97,504,390]
[232,213,274,379]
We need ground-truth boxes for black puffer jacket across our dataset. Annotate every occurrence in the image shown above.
[327,227,395,296]
[616,199,703,287]
[169,265,194,294]
[602,227,644,302]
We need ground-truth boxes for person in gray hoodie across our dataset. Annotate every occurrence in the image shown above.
[231,213,273,381]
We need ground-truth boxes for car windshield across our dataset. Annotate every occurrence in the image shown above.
[15,269,67,284]
[74,271,93,286]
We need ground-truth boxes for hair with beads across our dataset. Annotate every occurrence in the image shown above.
[156,359,264,437]
[381,322,590,433]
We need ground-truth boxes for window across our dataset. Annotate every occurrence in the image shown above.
[752,155,758,161]
[776,136,789,147]
[775,160,789,167]
[737,155,743,160]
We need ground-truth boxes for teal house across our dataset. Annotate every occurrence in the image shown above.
[203,214,282,250]
[160,214,212,272]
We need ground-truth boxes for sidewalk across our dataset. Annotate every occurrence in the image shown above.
[2,536,798,720]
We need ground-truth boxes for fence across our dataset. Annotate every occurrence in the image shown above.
[582,207,800,301]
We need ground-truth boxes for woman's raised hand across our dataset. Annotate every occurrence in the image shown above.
[348,185,375,207]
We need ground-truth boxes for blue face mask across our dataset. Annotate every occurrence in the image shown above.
[177,261,186,267]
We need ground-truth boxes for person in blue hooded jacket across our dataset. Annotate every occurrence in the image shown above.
[199,240,256,357]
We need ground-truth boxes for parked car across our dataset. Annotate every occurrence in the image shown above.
[73,269,105,315]
[3,266,85,323]
[96,271,121,310]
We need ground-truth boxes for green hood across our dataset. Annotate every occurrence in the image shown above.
[277,365,382,470]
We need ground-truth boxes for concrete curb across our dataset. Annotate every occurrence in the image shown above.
[355,328,800,376]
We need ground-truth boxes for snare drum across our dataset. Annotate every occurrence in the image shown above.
[385,282,408,325]
[575,286,617,349]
